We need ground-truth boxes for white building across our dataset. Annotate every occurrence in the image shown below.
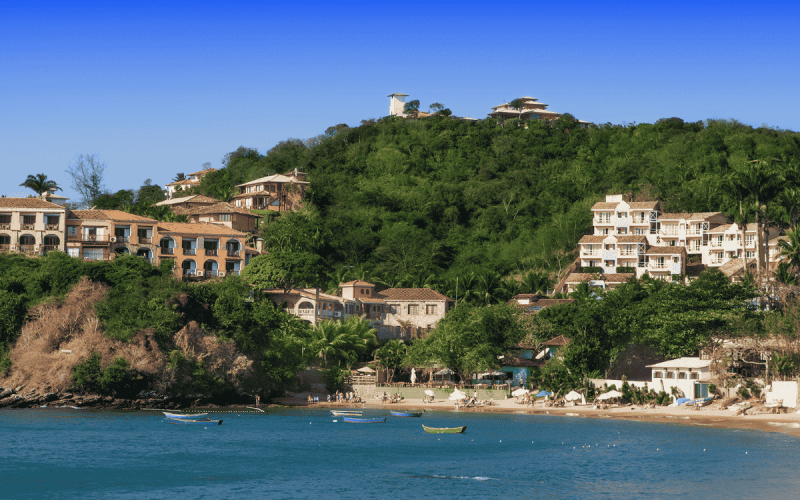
[647,357,712,399]
[388,93,408,117]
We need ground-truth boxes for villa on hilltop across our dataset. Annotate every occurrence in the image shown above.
[231,169,308,212]
[164,167,217,199]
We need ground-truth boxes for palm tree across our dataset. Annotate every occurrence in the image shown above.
[172,173,186,182]
[520,270,552,295]
[569,281,594,302]
[779,229,800,276]
[775,262,797,285]
[20,174,61,196]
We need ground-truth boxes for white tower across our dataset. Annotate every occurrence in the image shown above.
[388,93,408,117]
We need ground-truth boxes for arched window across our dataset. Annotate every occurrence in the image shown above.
[203,260,218,277]
[43,235,60,247]
[0,234,11,247]
[226,239,240,256]
[137,248,152,260]
[182,259,196,275]
[160,237,175,255]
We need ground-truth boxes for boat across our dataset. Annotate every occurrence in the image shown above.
[342,417,386,423]
[330,410,363,416]
[167,418,223,426]
[164,412,209,419]
[422,425,466,434]
[390,410,423,417]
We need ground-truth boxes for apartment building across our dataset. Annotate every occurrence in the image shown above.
[65,209,160,261]
[705,223,781,266]
[153,195,222,215]
[264,280,455,339]
[0,198,66,255]
[155,222,252,278]
[184,203,261,233]
[164,168,217,199]
[231,170,308,212]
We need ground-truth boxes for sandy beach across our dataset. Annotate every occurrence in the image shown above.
[276,393,800,437]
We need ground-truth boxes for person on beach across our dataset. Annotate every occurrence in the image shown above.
[255,395,260,407]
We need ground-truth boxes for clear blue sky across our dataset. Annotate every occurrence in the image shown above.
[2,1,798,201]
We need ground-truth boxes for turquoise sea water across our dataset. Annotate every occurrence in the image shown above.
[1,408,798,499]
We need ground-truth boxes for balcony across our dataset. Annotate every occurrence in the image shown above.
[594,219,612,225]
[0,223,9,230]
[183,248,196,256]
[205,248,218,256]
[227,249,240,257]
[160,247,174,255]
[68,234,109,243]
[138,236,152,244]
[20,245,36,254]
[21,224,35,230]
[204,270,218,277]
[619,251,637,256]
[226,270,240,276]
[649,264,669,270]
[45,224,59,231]
[115,236,130,243]
[0,244,10,252]
[581,251,599,257]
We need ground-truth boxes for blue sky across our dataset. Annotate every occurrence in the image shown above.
[2,1,798,201]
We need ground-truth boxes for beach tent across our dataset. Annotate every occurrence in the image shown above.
[449,389,467,401]
[597,390,623,401]
[512,388,529,397]
[565,391,582,401]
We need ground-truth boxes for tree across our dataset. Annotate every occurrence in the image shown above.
[20,173,61,196]
[779,229,800,276]
[66,154,106,207]
[428,102,444,114]
[403,100,420,119]
[310,316,377,369]
[173,173,186,182]
[376,339,407,383]
[509,98,525,120]
[241,251,325,292]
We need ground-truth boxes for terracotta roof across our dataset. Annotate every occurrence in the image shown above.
[659,212,691,220]
[646,246,687,255]
[165,178,200,187]
[340,280,375,287]
[156,222,246,237]
[591,202,618,210]
[236,174,309,188]
[688,212,726,221]
[719,258,756,277]
[67,209,157,222]
[511,293,542,300]
[68,209,108,220]
[628,201,659,209]
[541,335,570,347]
[0,198,64,209]
[154,195,221,207]
[614,235,647,243]
[511,298,575,311]
[579,235,606,243]
[360,297,386,304]
[565,273,634,283]
[186,203,261,217]
[378,288,453,301]
[646,357,710,369]
[502,356,544,368]
[188,167,217,176]
[769,235,789,243]
[706,224,734,234]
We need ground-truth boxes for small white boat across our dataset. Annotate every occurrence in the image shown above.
[331,410,363,417]
[164,412,209,419]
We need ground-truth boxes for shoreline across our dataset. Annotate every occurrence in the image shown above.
[274,395,800,437]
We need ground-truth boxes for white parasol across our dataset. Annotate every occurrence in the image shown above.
[424,390,436,397]
[597,390,623,401]
[511,388,530,397]
[565,390,583,401]
[357,366,375,373]
[449,389,467,401]
[410,368,417,384]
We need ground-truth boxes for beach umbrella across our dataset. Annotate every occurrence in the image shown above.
[434,368,454,375]
[410,368,417,384]
[424,390,436,397]
[597,390,623,401]
[449,389,467,401]
[534,390,552,398]
[565,390,582,401]
[512,388,529,397]
[357,366,376,373]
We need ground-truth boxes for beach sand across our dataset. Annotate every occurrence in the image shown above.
[276,393,800,437]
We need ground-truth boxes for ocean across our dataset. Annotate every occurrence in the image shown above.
[0,407,798,499]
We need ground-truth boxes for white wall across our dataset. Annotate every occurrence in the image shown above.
[765,381,798,408]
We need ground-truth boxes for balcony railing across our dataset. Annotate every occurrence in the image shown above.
[45,224,59,230]
[183,269,196,275]
[205,248,218,256]
[620,251,636,256]
[0,223,9,229]
[115,236,130,243]
[160,247,174,255]
[649,264,668,270]
[227,249,240,257]
[226,270,240,276]
[21,224,35,230]
[204,270,218,277]
[138,236,152,244]
[582,251,599,256]
[183,248,196,256]
[68,234,109,243]
[0,244,10,252]
[20,245,36,253]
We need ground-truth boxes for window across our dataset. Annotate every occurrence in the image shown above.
[600,228,609,235]
[426,304,437,315]
[746,251,755,259]
[678,372,687,380]
[22,215,35,225]
[605,244,615,250]
[617,228,627,234]
[219,214,231,222]
[653,371,662,379]
[664,371,674,379]
[407,304,419,315]
[67,247,79,258]
[82,248,104,260]
[689,372,699,380]
[0,214,10,224]
[388,304,399,314]
[67,226,78,235]
[634,228,646,235]
[617,212,627,218]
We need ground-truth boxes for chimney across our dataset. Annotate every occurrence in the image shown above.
[256,238,264,252]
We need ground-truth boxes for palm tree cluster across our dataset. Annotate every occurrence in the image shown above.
[308,315,377,369]
[20,174,61,197]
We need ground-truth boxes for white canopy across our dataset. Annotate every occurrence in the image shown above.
[478,370,505,377]
[449,389,467,401]
[424,390,436,397]
[565,391,583,401]
[597,390,623,401]
[512,388,530,397]
[357,366,375,373]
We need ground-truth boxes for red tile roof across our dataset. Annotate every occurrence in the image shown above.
[156,222,246,237]
[541,335,570,347]
[378,288,453,301]
[0,198,65,209]
[340,280,375,287]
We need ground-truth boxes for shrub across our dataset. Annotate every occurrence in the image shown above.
[73,353,102,393]
[577,267,603,273]
[323,366,346,394]
[616,267,635,274]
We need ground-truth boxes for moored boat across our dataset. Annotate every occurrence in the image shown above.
[390,411,423,417]
[331,410,363,416]
[342,417,386,423]
[422,425,466,434]
[164,412,209,419]
[167,418,223,426]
